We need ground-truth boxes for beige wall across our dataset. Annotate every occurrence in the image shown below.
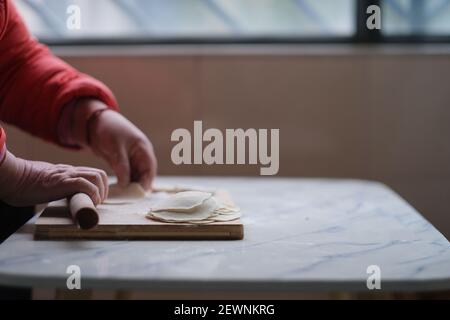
[3,45,450,237]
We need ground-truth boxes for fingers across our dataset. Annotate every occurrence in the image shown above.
[63,177,102,206]
[130,140,158,191]
[62,166,109,204]
[86,110,157,190]
[76,168,109,202]
[147,142,158,187]
[110,147,131,188]
[139,172,152,191]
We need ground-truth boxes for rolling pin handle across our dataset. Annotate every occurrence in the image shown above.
[69,193,99,230]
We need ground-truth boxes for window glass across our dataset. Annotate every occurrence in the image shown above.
[16,0,356,41]
[382,0,450,36]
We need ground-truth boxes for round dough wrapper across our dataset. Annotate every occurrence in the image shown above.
[151,191,213,213]
[104,183,147,205]
[185,220,215,225]
[209,212,241,222]
[159,218,215,225]
[148,197,218,222]
[214,205,240,214]
[167,212,241,225]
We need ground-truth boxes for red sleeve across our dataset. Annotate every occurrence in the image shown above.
[0,0,119,144]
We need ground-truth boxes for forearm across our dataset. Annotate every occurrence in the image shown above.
[0,147,108,207]
[57,99,111,148]
[0,151,25,203]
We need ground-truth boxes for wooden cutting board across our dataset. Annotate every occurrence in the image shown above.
[34,190,244,240]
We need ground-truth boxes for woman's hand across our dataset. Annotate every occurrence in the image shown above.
[65,99,157,191]
[88,109,158,190]
[0,151,108,207]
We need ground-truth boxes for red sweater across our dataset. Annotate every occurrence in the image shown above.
[0,0,118,153]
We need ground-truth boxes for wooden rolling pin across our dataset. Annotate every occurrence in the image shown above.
[69,193,99,230]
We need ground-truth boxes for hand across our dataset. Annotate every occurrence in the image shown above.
[0,151,108,207]
[82,101,157,190]
[89,110,157,190]
[62,99,157,190]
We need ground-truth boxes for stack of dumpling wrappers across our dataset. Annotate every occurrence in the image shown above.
[147,191,241,224]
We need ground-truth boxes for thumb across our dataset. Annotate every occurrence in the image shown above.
[110,147,131,187]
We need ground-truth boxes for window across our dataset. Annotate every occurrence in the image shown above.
[14,0,450,44]
[383,0,450,36]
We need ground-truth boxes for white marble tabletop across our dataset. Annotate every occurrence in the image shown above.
[0,177,449,292]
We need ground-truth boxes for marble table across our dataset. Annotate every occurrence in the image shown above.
[0,177,449,295]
